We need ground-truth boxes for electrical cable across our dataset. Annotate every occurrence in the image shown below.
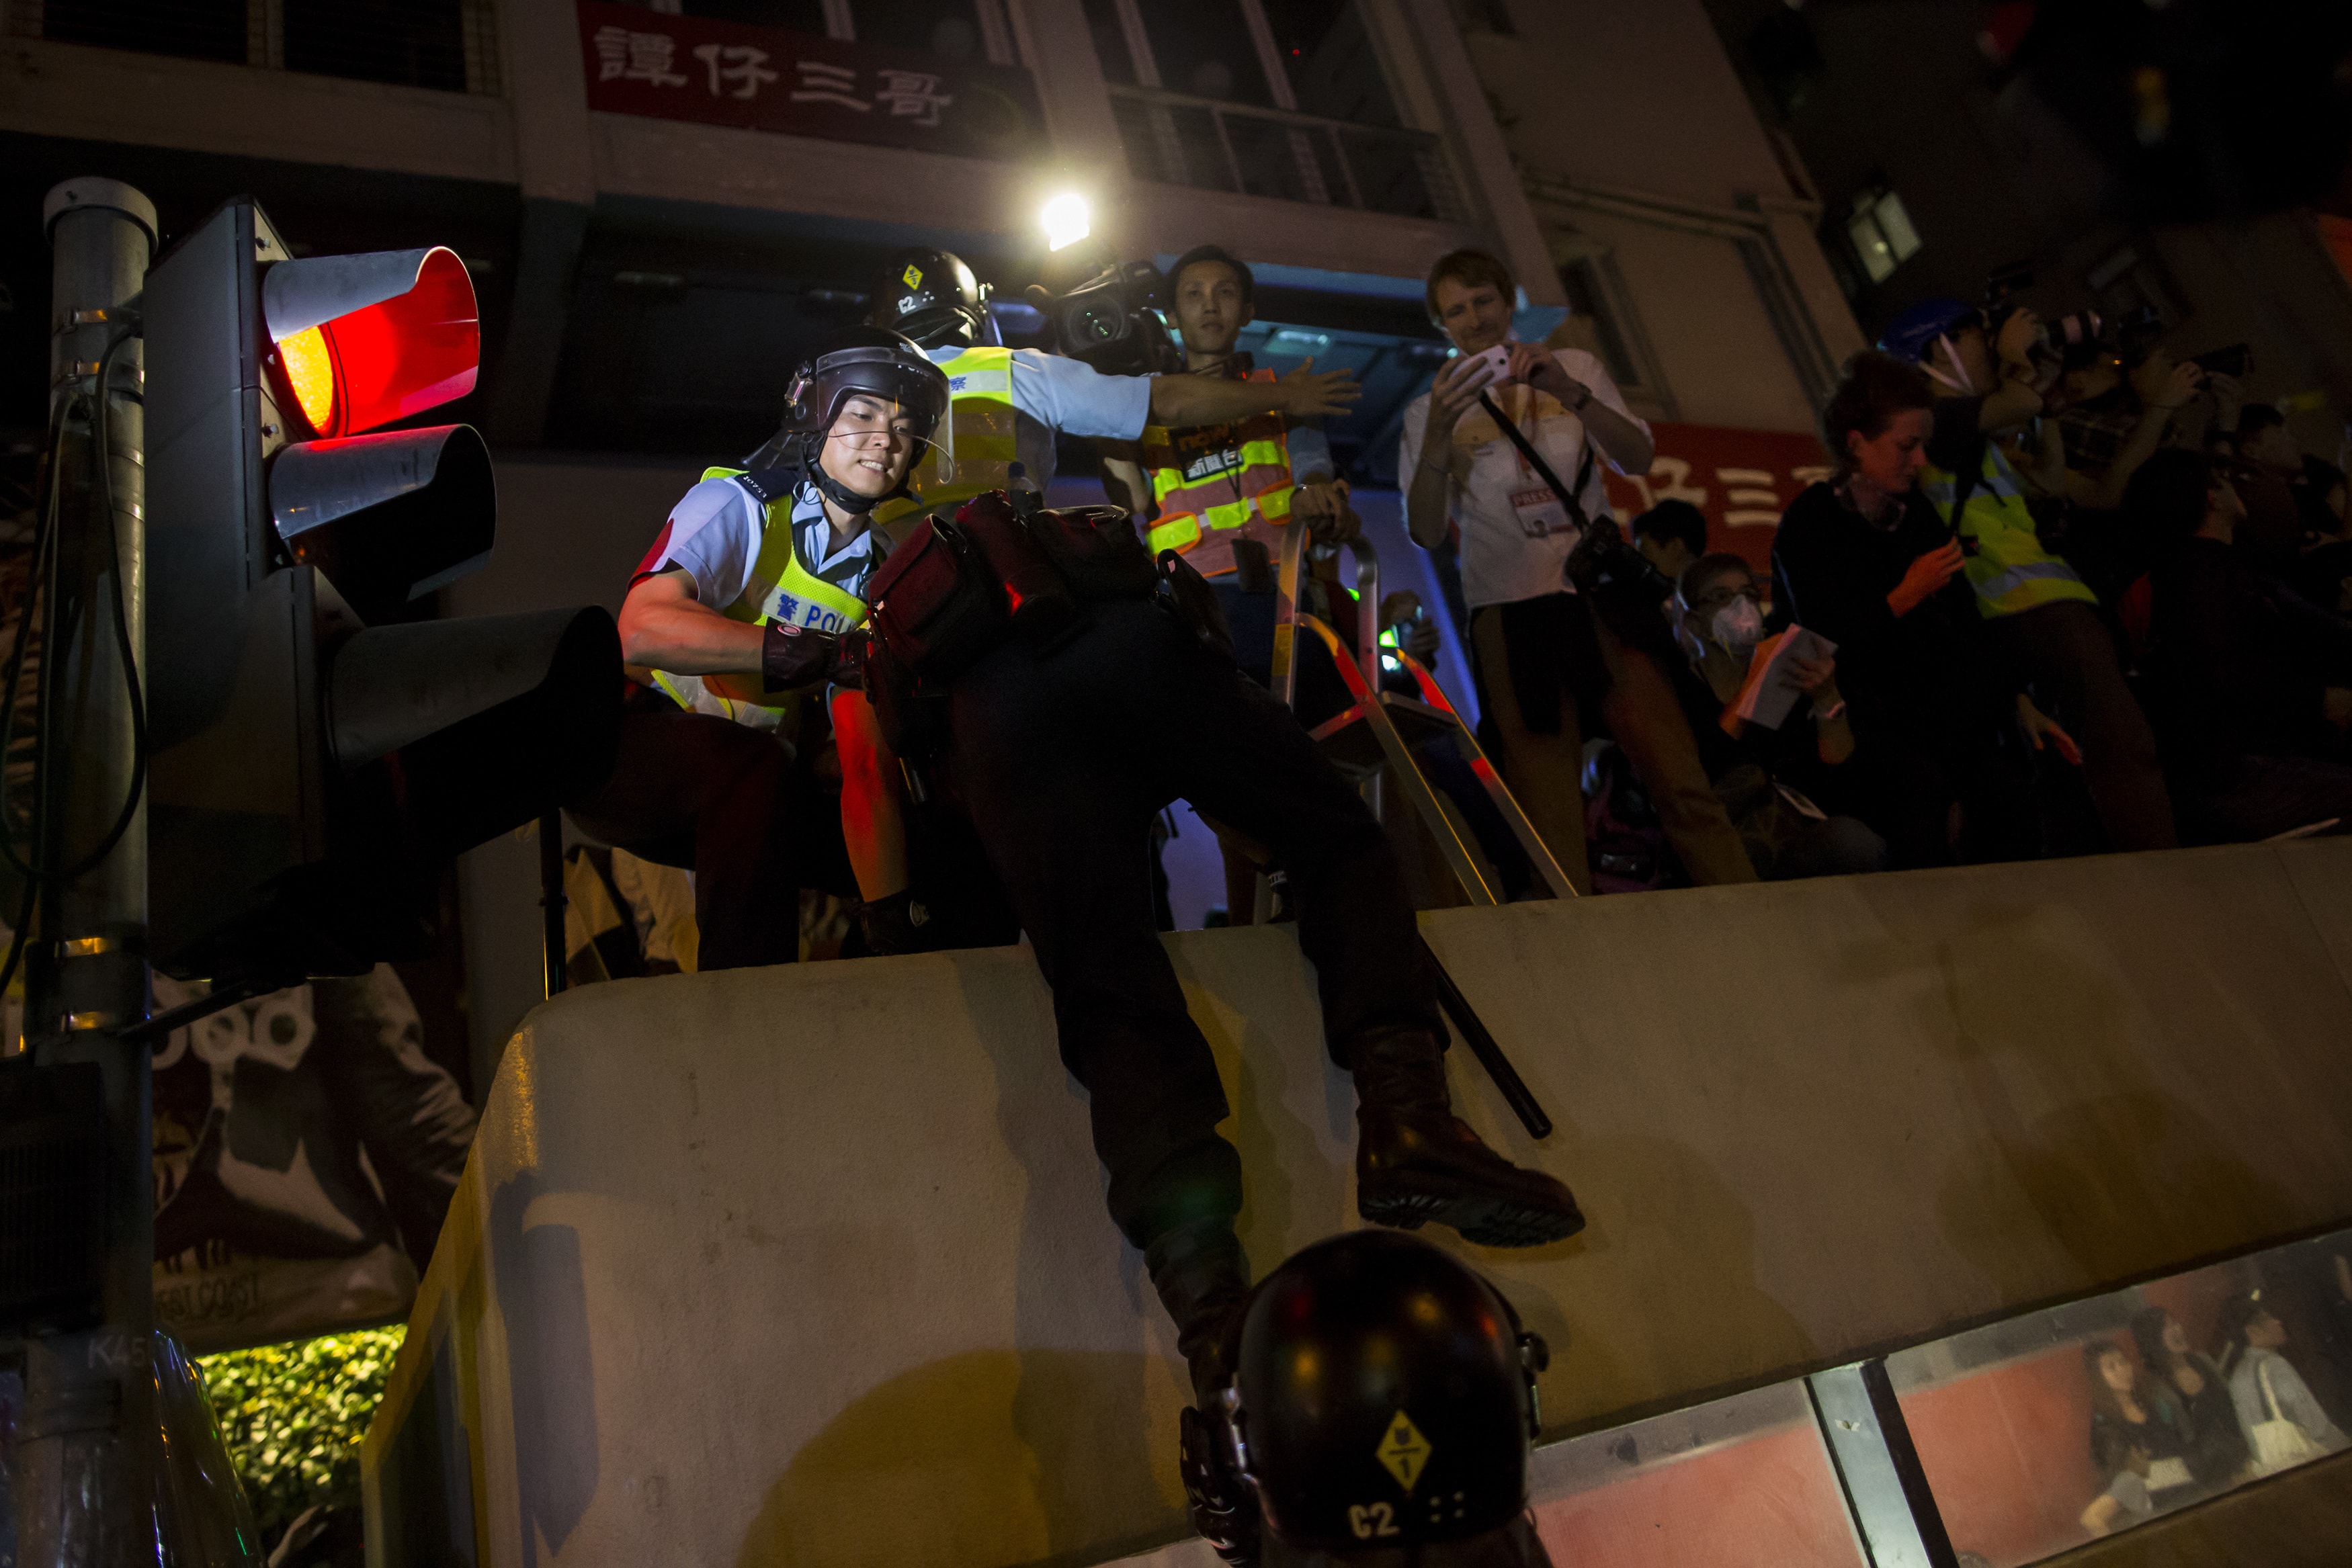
[0,327,151,1013]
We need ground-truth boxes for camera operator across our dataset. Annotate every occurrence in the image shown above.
[1402,249,1757,891]
[833,247,1361,947]
[1878,297,2179,854]
[1097,245,1361,674]
[2227,403,2351,557]
[571,327,943,967]
[1181,1230,1558,1567]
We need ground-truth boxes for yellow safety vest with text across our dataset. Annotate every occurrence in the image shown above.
[650,466,869,728]
[1139,367,1296,570]
[1921,443,2099,619]
[871,344,1019,531]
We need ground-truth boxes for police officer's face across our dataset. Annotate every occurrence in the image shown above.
[1174,261,1253,357]
[821,394,921,499]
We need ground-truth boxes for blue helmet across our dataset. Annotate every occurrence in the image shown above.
[1878,297,1980,365]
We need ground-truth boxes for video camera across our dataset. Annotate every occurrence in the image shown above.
[1026,247,1183,378]
[1982,260,2244,379]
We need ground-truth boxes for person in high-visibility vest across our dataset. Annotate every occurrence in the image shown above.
[1879,296,2178,852]
[569,327,951,966]
[832,247,1363,947]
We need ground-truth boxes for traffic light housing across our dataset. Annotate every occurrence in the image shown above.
[144,196,619,986]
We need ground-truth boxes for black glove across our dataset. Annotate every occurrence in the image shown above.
[855,888,935,956]
[761,619,840,691]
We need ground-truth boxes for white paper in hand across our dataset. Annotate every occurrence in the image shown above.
[1729,625,1838,731]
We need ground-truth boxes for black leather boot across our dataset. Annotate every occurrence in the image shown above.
[1146,1216,1253,1405]
[855,888,934,956]
[1353,1029,1585,1248]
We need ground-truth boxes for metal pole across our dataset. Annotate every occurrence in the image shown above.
[15,176,158,1567]
[540,807,567,998]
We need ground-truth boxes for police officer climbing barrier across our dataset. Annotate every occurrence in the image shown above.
[757,479,1587,1464]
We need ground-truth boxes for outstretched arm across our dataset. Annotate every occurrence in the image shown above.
[1149,359,1361,427]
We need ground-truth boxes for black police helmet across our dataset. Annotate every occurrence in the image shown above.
[1233,1231,1546,1556]
[872,247,989,349]
[770,324,949,444]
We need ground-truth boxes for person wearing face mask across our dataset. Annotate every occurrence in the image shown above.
[1771,351,2059,868]
[1663,554,1886,879]
[1401,248,1756,893]
[1878,298,2179,856]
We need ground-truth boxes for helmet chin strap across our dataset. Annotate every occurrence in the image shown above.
[796,431,922,516]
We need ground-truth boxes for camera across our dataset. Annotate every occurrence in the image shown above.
[1028,255,1182,378]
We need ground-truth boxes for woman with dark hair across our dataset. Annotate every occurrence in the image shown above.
[2130,1306,2249,1487]
[1769,351,2055,866]
[2079,1340,2198,1536]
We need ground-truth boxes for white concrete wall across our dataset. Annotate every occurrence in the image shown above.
[366,840,2352,1565]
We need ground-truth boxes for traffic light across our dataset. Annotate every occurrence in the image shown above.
[144,196,620,987]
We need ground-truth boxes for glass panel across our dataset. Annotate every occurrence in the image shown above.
[1166,103,1238,192]
[1109,93,1169,184]
[683,0,830,34]
[1224,116,1319,204]
[1263,0,1403,126]
[284,0,469,91]
[1890,1231,2352,1567]
[1078,0,1136,85]
[850,0,986,59]
[1526,1382,1870,1567]
[1135,0,1273,105]
[39,0,248,64]
[1337,130,1435,219]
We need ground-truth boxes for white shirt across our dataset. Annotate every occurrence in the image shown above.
[1397,346,1650,610]
[924,345,1152,488]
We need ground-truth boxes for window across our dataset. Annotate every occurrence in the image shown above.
[1558,259,1640,394]
[1843,187,1922,286]
[1134,0,1274,106]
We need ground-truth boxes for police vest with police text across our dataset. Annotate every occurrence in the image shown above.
[1921,443,2099,619]
[871,343,1017,531]
[1140,366,1296,577]
[650,466,869,729]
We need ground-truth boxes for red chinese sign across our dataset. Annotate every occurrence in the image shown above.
[577,0,1046,161]
[1600,421,1835,574]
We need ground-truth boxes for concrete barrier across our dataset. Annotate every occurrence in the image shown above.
[364,841,2352,1566]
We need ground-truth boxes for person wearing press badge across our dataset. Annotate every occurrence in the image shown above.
[1402,249,1757,894]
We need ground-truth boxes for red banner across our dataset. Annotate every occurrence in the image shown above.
[1600,421,1835,575]
[577,0,1046,161]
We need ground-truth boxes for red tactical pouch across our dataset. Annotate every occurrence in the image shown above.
[866,514,1007,681]
[957,492,1081,651]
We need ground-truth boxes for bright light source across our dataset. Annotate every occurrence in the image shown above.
[1041,193,1091,252]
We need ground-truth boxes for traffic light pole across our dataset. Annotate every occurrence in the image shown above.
[13,178,159,1565]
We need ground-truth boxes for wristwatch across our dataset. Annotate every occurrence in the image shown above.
[1569,384,1593,412]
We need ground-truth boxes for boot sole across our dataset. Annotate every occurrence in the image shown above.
[1359,1175,1586,1248]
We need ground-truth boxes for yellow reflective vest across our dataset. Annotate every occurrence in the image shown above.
[1920,442,2098,619]
[871,343,1018,531]
[650,466,868,729]
[1138,367,1296,576]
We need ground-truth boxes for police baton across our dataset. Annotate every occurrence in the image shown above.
[1421,934,1553,1140]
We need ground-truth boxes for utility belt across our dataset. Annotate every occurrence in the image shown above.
[860,488,1231,758]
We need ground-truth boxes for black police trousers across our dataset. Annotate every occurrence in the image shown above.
[946,597,1443,1250]
[566,693,855,970]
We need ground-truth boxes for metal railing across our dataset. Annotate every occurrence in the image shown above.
[1106,84,1470,225]
[8,0,503,96]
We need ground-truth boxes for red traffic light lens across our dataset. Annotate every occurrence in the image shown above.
[265,247,479,439]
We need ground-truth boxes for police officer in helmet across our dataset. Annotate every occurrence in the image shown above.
[1183,1231,1558,1567]
[577,326,950,963]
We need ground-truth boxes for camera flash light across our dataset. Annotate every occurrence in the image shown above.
[1042,193,1091,252]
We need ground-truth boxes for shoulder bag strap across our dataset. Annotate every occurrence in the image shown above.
[1478,389,1599,529]
[2259,1356,2285,1424]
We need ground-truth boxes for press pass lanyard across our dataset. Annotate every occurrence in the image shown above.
[1480,388,1597,533]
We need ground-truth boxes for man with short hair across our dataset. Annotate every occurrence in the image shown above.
[2233,402,2349,547]
[1100,243,1359,675]
[1402,247,1757,891]
[1631,498,1708,585]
